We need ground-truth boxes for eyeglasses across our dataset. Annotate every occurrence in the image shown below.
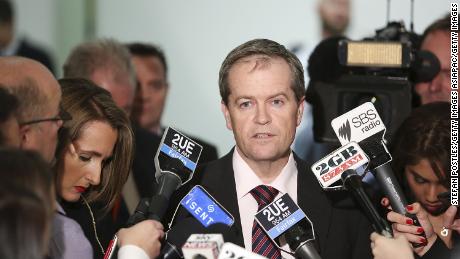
[19,106,72,126]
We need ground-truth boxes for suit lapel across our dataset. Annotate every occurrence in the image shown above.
[295,154,332,253]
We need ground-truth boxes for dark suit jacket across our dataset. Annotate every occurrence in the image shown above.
[15,38,55,75]
[169,150,373,259]
[132,127,162,197]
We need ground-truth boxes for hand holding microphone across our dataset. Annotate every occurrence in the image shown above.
[117,219,165,259]
[330,102,427,246]
[384,201,437,256]
[105,128,204,259]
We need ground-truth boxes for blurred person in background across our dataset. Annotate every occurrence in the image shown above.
[414,15,456,105]
[291,0,351,165]
[0,148,54,259]
[127,42,218,165]
[0,0,55,74]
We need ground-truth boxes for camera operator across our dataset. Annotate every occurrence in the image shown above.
[414,14,457,105]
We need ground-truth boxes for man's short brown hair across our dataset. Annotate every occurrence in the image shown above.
[218,39,305,105]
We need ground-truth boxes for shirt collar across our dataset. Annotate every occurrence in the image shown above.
[233,148,297,200]
[1,35,20,56]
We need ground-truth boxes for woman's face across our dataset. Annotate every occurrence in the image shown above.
[58,121,118,202]
[405,158,448,216]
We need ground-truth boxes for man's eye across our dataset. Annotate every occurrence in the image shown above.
[239,101,251,109]
[151,82,165,91]
[272,99,284,106]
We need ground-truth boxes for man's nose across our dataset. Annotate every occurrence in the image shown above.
[254,105,271,125]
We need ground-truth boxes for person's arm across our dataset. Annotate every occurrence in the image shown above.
[117,219,164,259]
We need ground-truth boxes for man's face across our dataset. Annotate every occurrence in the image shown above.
[91,68,135,114]
[131,56,168,131]
[415,30,451,104]
[0,22,13,49]
[319,0,350,35]
[22,78,63,163]
[221,56,304,164]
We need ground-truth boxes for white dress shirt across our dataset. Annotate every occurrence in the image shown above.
[233,148,298,259]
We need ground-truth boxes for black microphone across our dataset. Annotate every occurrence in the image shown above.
[148,158,186,221]
[126,198,150,227]
[331,102,427,247]
[311,142,392,237]
[104,128,203,259]
[254,193,321,259]
[149,127,203,221]
[341,169,393,238]
[284,220,321,259]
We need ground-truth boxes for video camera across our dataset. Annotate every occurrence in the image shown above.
[306,21,441,144]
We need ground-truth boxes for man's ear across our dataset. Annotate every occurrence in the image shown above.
[18,125,31,149]
[221,101,233,131]
[296,97,305,126]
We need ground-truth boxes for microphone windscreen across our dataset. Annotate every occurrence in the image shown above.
[166,218,238,248]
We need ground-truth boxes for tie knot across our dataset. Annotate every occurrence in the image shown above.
[250,185,279,208]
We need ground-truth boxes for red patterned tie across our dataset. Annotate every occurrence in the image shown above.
[250,185,282,259]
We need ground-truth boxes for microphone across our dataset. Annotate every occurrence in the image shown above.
[104,128,204,259]
[218,243,267,259]
[161,185,235,259]
[253,194,321,259]
[311,142,392,237]
[162,218,238,259]
[330,102,427,246]
[126,198,150,227]
[149,127,203,221]
[341,169,393,238]
[182,234,224,259]
[179,185,234,227]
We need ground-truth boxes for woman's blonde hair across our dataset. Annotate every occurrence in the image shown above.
[56,78,134,212]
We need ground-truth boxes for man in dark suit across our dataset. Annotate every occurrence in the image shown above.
[0,0,55,74]
[168,39,373,259]
[126,43,218,165]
